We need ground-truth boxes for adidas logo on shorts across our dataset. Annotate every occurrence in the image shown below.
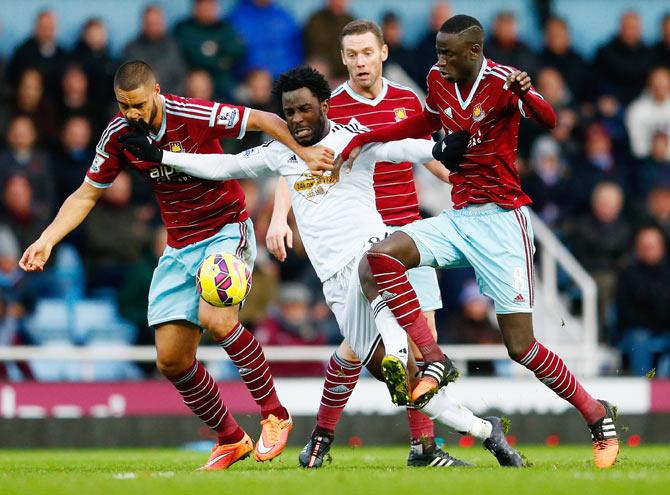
[514,294,525,303]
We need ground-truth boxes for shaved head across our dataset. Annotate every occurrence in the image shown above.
[439,14,484,45]
[114,60,156,91]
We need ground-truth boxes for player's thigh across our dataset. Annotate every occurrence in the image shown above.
[154,320,202,375]
[326,258,382,367]
[399,214,468,270]
[459,206,535,315]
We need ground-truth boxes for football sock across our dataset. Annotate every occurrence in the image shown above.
[371,296,409,366]
[514,339,605,424]
[420,388,493,440]
[168,360,243,444]
[407,361,435,440]
[366,252,444,362]
[316,352,362,435]
[218,323,288,421]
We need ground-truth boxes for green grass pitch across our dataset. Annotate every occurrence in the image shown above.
[1,445,669,495]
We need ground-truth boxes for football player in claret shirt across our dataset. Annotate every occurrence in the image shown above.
[19,60,334,470]
[266,20,516,469]
[341,15,619,469]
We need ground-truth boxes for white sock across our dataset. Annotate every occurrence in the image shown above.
[420,388,492,440]
[371,295,408,366]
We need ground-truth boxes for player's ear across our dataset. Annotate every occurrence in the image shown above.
[470,43,482,60]
[340,49,347,66]
[321,99,330,115]
[381,44,389,62]
[153,82,161,95]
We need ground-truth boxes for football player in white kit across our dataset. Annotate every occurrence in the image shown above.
[121,66,522,468]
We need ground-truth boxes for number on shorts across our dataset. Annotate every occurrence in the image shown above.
[513,267,525,292]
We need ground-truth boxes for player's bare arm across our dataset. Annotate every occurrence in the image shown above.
[19,181,104,272]
[246,109,335,175]
[266,177,293,262]
[505,71,557,129]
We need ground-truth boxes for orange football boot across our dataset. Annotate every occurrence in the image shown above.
[254,413,293,461]
[198,432,253,470]
[589,400,619,469]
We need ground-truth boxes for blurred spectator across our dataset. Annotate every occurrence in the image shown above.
[0,116,54,218]
[652,14,670,69]
[443,281,501,375]
[381,11,415,79]
[184,69,215,100]
[567,182,631,332]
[538,16,589,102]
[413,2,452,88]
[235,69,278,149]
[614,226,670,375]
[570,123,626,213]
[519,67,576,157]
[8,69,58,143]
[254,282,326,376]
[117,225,167,349]
[124,5,187,95]
[6,10,67,99]
[645,186,670,245]
[634,132,670,199]
[70,18,118,107]
[0,174,48,250]
[0,230,34,380]
[594,11,653,105]
[442,281,499,345]
[51,116,94,206]
[625,67,670,160]
[523,136,572,227]
[303,0,355,80]
[56,65,102,135]
[229,0,302,79]
[175,0,246,100]
[84,171,153,291]
[485,11,538,77]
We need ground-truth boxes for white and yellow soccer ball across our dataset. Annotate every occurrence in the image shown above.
[196,253,252,307]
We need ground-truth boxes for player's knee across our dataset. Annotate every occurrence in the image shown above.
[199,306,239,339]
[505,337,534,361]
[156,354,193,377]
[357,256,377,299]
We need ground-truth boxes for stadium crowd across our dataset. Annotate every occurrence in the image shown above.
[0,0,669,380]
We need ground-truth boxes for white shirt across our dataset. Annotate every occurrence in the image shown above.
[162,120,434,281]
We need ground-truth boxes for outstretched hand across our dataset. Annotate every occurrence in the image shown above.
[298,145,335,177]
[506,71,532,96]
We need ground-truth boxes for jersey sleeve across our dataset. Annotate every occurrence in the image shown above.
[85,119,128,188]
[204,100,249,140]
[364,138,434,165]
[161,140,283,180]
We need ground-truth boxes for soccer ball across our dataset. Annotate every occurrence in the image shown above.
[196,253,252,307]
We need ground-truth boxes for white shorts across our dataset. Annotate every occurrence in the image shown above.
[322,252,381,366]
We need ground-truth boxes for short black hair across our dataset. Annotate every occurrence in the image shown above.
[273,66,331,102]
[114,60,156,90]
[440,14,484,35]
